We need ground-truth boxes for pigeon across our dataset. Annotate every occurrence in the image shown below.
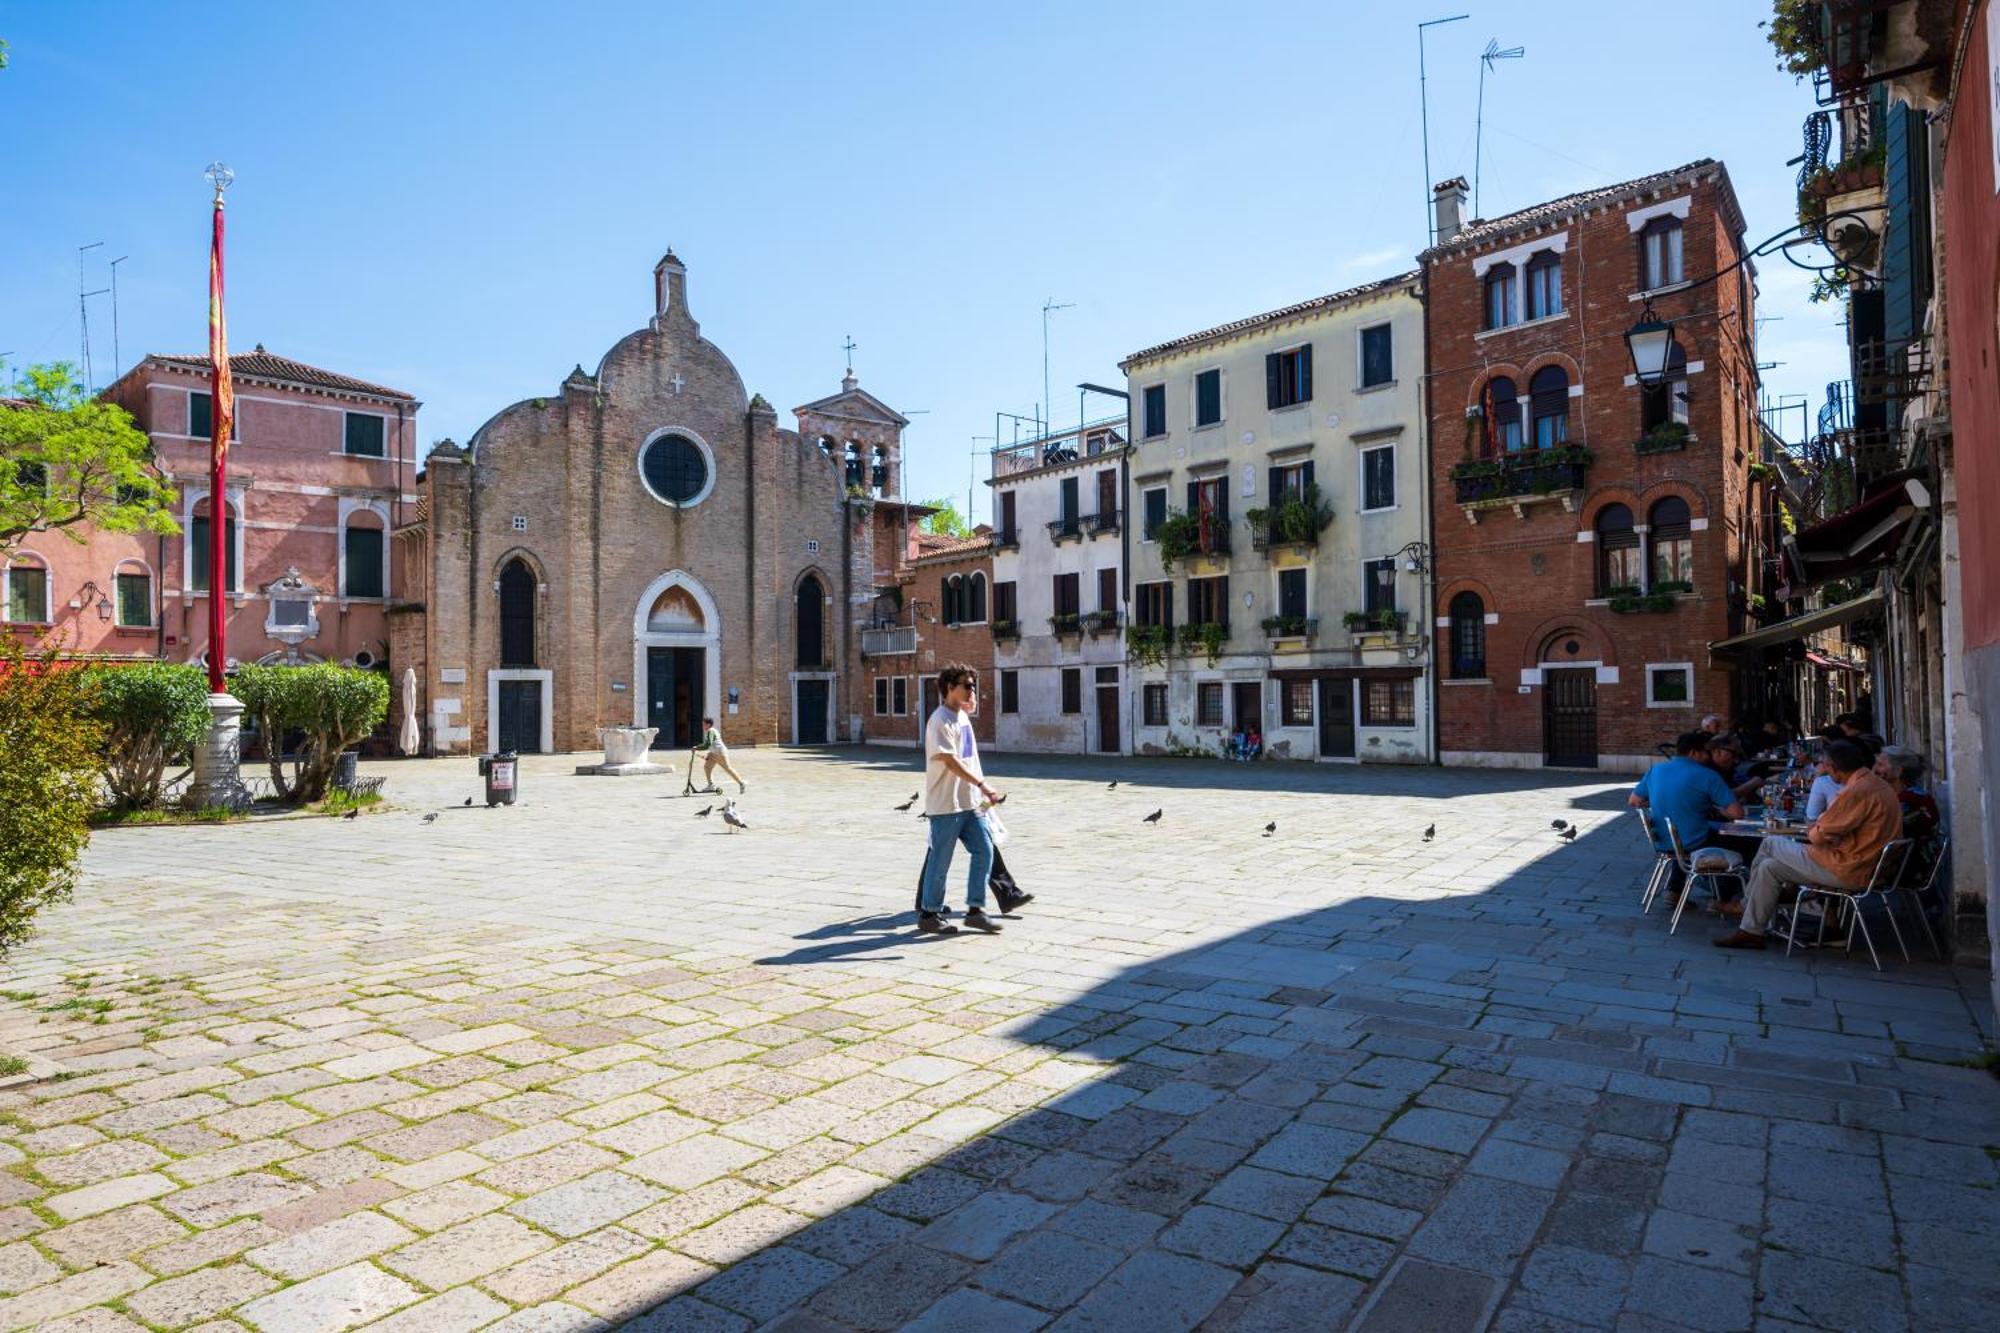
[1143,809,1163,824]
[909,791,920,802]
[421,812,438,824]
[342,809,360,821]
[1423,823,1435,842]
[894,798,917,812]
[1551,819,1569,831]
[695,805,714,818]
[1108,780,1120,790]
[1558,825,1578,842]
[463,797,473,807]
[721,801,749,833]
[1263,821,1276,837]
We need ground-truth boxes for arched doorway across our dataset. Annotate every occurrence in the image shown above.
[491,557,549,754]
[633,572,722,750]
[1539,630,1599,768]
[793,573,833,744]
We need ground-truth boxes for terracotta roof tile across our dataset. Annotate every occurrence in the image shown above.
[149,347,414,401]
[1123,271,1421,367]
[913,532,993,562]
[1422,158,1738,257]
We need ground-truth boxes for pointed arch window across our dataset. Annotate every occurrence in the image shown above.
[499,559,537,666]
[796,575,828,668]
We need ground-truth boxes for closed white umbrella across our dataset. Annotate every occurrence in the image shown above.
[399,667,420,755]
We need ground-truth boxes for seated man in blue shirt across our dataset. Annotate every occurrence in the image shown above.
[1629,731,1745,899]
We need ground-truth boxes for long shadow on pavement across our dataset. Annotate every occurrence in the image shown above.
[623,808,2000,1333]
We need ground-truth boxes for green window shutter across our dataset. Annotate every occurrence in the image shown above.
[345,525,384,598]
[1300,344,1313,401]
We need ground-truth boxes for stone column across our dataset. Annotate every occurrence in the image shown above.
[186,692,252,810]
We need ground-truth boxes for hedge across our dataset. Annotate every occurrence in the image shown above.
[0,639,105,954]
[81,662,211,811]
[231,664,389,804]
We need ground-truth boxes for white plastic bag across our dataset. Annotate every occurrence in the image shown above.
[982,804,1010,847]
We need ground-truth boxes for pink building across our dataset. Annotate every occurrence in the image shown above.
[4,349,419,670]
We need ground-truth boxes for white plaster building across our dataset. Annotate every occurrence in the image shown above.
[1119,273,1435,763]
[988,417,1130,753]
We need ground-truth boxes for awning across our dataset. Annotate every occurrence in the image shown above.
[1708,588,1885,653]
[1782,473,1930,588]
[1805,649,1865,672]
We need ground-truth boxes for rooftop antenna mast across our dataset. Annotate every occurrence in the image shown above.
[1042,298,1073,439]
[1474,39,1526,217]
[78,241,105,391]
[1418,14,1469,246]
[109,255,129,374]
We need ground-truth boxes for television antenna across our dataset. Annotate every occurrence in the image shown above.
[1475,39,1526,217]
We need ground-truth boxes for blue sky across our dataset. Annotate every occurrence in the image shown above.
[1,1,1837,525]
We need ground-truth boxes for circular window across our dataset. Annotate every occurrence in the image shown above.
[639,432,712,507]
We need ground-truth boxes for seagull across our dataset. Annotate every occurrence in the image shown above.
[1143,809,1163,825]
[1558,825,1578,842]
[1423,824,1435,842]
[1551,819,1569,831]
[894,798,916,812]
[694,805,714,818]
[1263,822,1276,837]
[463,797,473,807]
[421,812,438,824]
[722,801,749,833]
[342,809,360,821]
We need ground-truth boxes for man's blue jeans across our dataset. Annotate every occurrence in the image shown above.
[919,810,993,914]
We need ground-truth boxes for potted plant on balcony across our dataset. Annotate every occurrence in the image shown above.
[1270,484,1334,546]
[1635,422,1690,455]
[1654,580,1694,595]
[989,618,1019,639]
[1260,614,1312,638]
[1342,609,1404,635]
[1082,609,1119,634]
[1049,612,1082,636]
[1155,511,1201,573]
[1125,623,1169,667]
[1176,621,1229,666]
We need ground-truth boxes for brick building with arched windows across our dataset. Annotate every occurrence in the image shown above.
[391,252,924,755]
[1420,160,1773,771]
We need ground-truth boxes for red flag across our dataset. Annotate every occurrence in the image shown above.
[208,202,233,461]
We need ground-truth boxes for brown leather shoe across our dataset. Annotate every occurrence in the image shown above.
[1713,929,1766,950]
[1716,900,1745,920]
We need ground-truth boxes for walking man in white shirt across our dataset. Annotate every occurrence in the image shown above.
[918,662,1003,936]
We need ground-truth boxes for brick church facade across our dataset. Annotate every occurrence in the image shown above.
[393,252,916,755]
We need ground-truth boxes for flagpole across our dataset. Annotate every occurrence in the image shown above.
[190,162,249,812]
[206,164,233,691]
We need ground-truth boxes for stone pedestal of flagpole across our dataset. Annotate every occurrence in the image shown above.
[186,692,252,810]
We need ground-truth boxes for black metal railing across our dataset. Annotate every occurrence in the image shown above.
[989,619,1020,640]
[1795,98,1881,192]
[1049,613,1083,635]
[1450,446,1592,505]
[1083,609,1121,635]
[1047,515,1083,541]
[993,527,1020,551]
[1087,509,1122,536]
[1249,525,1322,553]
[1261,615,1317,639]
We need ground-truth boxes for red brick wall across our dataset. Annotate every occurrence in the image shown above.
[901,551,996,745]
[1945,1,2000,654]
[1425,165,1761,767]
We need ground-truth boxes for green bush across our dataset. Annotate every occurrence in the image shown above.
[0,640,105,955]
[81,663,210,811]
[231,664,389,804]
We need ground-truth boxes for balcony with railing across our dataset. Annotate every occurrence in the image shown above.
[1047,514,1084,543]
[860,622,917,657]
[1260,615,1318,641]
[992,527,1021,552]
[1246,484,1334,553]
[991,415,1129,480]
[1818,378,1904,484]
[1450,446,1593,517]
[1087,509,1122,537]
[1083,609,1121,636]
[1773,1,1949,106]
[989,619,1021,641]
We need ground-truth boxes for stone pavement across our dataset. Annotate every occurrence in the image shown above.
[0,747,1993,1333]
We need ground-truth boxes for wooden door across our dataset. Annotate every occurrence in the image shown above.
[1095,685,1119,753]
[497,680,541,754]
[1543,668,1599,768]
[797,679,830,744]
[1318,678,1355,758]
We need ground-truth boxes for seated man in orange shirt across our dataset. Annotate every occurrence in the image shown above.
[1714,739,1902,950]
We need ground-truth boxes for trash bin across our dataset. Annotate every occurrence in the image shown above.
[477,751,518,807]
[333,750,360,792]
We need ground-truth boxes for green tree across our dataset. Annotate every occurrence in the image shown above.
[0,639,104,955]
[82,663,213,811]
[2,363,179,555]
[919,496,971,538]
[232,665,390,803]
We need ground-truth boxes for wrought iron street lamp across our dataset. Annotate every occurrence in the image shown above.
[1625,305,1679,387]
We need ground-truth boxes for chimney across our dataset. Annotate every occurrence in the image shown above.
[1432,177,1469,243]
[653,249,689,319]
